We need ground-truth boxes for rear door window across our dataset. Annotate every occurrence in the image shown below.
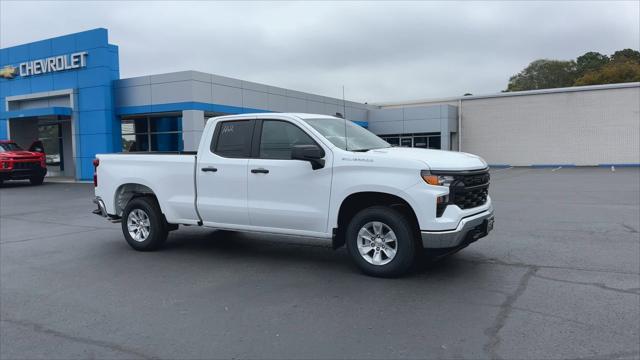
[212,120,254,158]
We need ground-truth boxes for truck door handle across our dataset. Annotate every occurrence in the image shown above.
[201,167,218,172]
[251,168,269,174]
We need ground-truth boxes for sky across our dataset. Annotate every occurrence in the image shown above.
[1,1,638,103]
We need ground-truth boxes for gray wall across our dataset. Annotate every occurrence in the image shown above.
[115,71,374,121]
[367,105,457,150]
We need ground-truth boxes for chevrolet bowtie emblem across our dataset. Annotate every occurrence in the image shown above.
[0,65,18,79]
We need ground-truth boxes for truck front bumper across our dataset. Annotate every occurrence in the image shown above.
[0,167,47,181]
[421,207,494,249]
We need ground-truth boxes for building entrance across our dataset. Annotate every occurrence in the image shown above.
[8,116,74,178]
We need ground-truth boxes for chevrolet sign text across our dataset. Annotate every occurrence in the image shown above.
[19,51,88,77]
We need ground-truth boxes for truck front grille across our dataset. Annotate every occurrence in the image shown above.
[13,162,39,170]
[434,169,490,211]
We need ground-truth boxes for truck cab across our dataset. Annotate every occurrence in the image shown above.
[93,113,494,277]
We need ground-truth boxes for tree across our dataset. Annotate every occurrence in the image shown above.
[610,49,640,64]
[574,61,640,86]
[505,59,578,92]
[576,52,609,76]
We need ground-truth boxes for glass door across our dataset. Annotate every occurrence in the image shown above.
[38,124,63,173]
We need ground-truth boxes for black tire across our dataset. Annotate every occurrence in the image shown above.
[30,176,44,185]
[121,197,168,251]
[345,206,417,277]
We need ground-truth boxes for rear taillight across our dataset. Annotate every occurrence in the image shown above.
[93,158,100,187]
[40,155,46,168]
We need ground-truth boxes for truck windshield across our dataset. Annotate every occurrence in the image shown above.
[0,142,23,152]
[303,118,390,152]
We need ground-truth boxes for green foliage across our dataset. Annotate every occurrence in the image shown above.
[574,62,640,86]
[610,49,640,64]
[505,49,640,91]
[506,59,577,92]
[576,52,609,76]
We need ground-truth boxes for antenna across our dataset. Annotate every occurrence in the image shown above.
[343,85,348,151]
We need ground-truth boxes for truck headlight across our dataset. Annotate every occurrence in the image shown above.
[421,170,454,187]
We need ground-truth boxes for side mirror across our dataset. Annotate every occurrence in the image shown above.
[291,144,325,170]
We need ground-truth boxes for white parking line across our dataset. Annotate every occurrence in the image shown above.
[551,166,562,172]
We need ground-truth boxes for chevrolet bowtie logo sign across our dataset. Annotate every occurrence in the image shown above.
[0,65,18,79]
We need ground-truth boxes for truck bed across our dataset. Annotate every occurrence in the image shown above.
[95,153,200,225]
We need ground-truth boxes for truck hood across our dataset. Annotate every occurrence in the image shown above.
[0,150,44,159]
[367,147,487,171]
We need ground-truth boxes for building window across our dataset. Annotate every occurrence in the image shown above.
[121,115,183,152]
[380,133,441,149]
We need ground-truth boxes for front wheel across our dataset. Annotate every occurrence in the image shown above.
[345,206,417,277]
[121,197,168,251]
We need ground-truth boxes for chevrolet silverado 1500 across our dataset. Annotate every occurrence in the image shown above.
[93,113,494,277]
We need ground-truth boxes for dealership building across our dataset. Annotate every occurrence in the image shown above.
[1,29,638,180]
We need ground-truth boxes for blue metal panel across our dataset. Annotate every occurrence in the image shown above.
[7,44,29,63]
[78,86,112,111]
[8,79,30,95]
[50,34,76,54]
[74,28,109,50]
[598,163,640,167]
[116,101,273,116]
[29,74,54,93]
[78,67,111,88]
[52,71,78,89]
[77,110,115,134]
[0,119,7,139]
[352,121,368,127]
[28,39,52,59]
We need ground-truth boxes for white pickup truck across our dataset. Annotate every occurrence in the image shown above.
[93,113,494,277]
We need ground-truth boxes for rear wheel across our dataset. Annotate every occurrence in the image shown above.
[345,206,417,277]
[121,197,168,251]
[30,176,44,185]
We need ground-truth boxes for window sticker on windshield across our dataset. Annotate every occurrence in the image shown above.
[222,125,235,134]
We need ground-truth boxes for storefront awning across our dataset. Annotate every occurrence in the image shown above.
[2,107,72,119]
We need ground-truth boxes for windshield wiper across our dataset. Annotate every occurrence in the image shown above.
[350,147,390,152]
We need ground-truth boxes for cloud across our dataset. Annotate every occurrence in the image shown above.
[1,1,638,102]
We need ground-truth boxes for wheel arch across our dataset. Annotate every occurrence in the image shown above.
[113,183,160,217]
[333,191,420,249]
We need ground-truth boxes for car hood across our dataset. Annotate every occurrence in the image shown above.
[367,147,488,171]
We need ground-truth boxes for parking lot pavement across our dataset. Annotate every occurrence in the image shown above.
[1,167,638,359]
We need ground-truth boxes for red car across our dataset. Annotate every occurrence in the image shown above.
[0,140,47,186]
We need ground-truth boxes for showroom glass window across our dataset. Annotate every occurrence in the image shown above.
[121,115,183,152]
[380,133,441,149]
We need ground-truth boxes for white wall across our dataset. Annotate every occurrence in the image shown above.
[459,86,640,166]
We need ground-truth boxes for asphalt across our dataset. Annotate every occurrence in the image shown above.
[1,167,639,360]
